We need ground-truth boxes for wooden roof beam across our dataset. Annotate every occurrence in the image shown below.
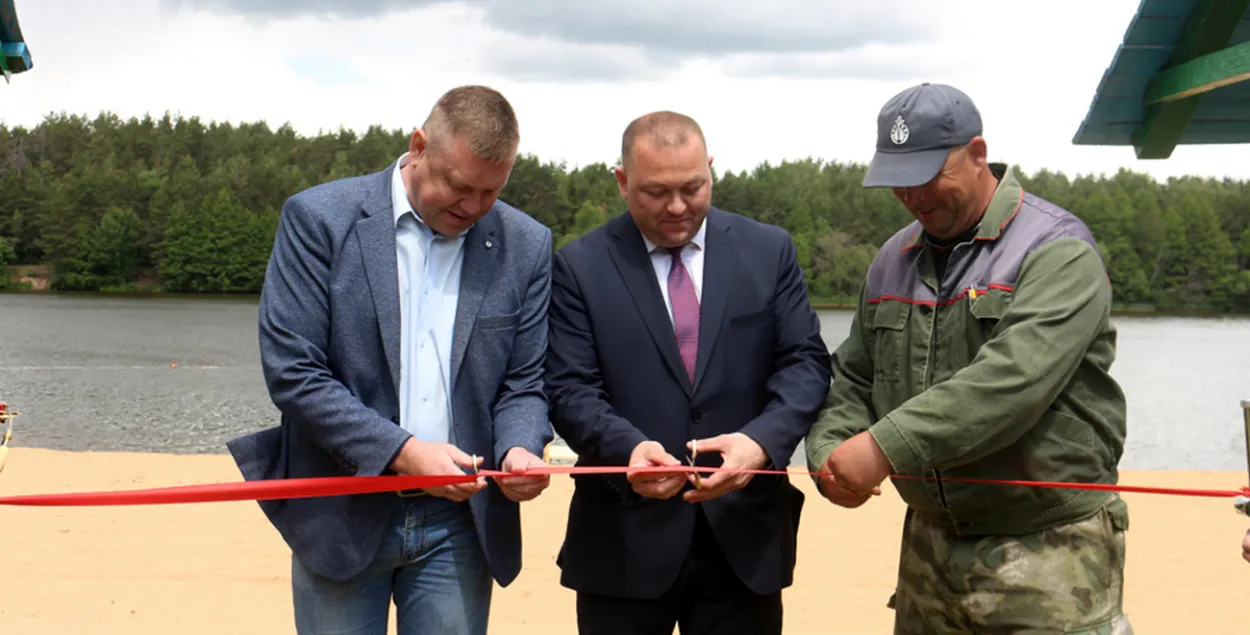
[1132,0,1250,159]
[1145,39,1250,103]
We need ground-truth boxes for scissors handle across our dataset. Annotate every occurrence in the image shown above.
[687,439,702,490]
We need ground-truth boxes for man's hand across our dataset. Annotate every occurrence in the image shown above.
[497,447,551,503]
[1242,529,1250,564]
[826,431,892,497]
[388,438,487,502]
[682,433,769,503]
[816,472,881,508]
[626,440,686,499]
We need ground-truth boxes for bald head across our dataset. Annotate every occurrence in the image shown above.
[613,110,713,249]
[620,111,707,169]
[422,85,520,164]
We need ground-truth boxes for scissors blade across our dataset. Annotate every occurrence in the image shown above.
[687,439,702,490]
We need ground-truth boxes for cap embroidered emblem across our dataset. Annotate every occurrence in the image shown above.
[890,116,909,145]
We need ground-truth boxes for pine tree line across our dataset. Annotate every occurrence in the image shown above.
[1,112,1247,311]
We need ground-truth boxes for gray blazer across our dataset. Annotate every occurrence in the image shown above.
[226,162,554,586]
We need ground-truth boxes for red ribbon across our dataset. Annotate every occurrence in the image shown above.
[0,465,1245,507]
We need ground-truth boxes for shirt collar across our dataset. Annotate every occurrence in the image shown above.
[392,154,418,227]
[642,217,707,255]
[971,163,1024,242]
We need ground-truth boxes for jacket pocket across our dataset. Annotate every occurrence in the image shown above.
[941,406,1103,521]
[871,300,910,382]
[968,289,1013,337]
[475,310,520,331]
[949,290,1011,370]
[729,305,772,328]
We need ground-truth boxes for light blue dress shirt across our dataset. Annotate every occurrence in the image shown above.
[391,154,467,445]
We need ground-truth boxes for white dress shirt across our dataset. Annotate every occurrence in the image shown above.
[392,154,467,444]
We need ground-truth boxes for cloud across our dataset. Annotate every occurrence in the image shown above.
[164,0,942,53]
[482,1,944,56]
[478,34,652,83]
[12,0,1250,186]
[160,0,451,21]
[286,54,367,85]
[163,0,954,80]
[720,40,990,82]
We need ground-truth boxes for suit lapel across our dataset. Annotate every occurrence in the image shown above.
[357,166,403,399]
[608,214,692,397]
[693,209,737,392]
[450,210,500,390]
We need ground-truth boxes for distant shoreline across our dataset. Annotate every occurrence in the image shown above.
[5,263,1249,318]
[4,286,1247,318]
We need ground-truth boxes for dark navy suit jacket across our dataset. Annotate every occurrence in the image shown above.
[226,162,554,586]
[544,207,832,599]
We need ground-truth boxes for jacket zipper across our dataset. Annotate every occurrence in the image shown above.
[927,253,950,511]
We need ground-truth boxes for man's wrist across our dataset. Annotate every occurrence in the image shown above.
[502,445,540,466]
[734,432,772,470]
[386,436,416,474]
[632,439,660,455]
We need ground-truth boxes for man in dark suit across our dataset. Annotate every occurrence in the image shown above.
[226,85,554,635]
[544,110,833,635]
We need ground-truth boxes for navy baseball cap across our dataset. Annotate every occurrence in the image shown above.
[863,83,983,188]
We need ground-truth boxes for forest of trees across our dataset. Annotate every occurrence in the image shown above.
[1,112,1248,312]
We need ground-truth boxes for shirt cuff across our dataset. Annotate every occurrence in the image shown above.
[868,415,923,476]
[806,441,836,473]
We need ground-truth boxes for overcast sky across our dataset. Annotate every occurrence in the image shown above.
[6,0,1248,182]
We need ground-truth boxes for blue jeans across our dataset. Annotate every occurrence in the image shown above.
[291,496,492,635]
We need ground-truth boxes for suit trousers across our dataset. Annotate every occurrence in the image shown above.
[290,495,492,635]
[574,504,783,635]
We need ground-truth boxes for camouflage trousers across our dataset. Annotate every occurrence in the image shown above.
[888,500,1133,634]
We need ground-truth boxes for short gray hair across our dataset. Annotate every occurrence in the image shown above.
[423,85,520,164]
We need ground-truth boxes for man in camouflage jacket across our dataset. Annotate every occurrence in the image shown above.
[807,83,1133,635]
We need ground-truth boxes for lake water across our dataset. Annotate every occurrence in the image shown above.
[1,293,1248,472]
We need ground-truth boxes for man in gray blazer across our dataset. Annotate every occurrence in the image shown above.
[226,85,554,635]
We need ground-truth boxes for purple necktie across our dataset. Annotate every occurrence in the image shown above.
[667,247,700,384]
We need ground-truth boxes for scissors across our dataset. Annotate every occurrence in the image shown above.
[687,438,703,490]
[0,402,17,474]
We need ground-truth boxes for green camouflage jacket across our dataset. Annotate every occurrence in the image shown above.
[806,164,1129,536]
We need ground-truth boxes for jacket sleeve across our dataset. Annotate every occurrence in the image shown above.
[868,237,1112,475]
[544,248,649,467]
[738,234,833,470]
[258,195,412,477]
[804,282,879,473]
[491,229,556,463]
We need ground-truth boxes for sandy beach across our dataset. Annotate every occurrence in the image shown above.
[0,447,1247,634]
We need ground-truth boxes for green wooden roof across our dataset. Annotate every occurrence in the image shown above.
[1072,0,1250,158]
[0,0,33,82]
